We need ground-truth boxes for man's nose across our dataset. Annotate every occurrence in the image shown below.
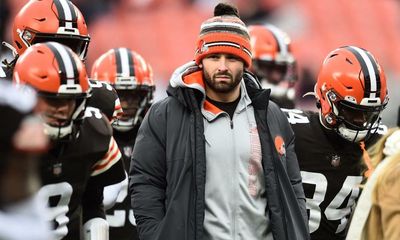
[217,58,228,71]
[353,115,367,126]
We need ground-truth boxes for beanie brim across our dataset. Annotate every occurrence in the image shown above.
[195,29,252,68]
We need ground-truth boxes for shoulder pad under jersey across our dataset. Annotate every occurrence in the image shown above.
[78,107,113,154]
[87,80,121,121]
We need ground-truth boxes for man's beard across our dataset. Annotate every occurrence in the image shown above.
[203,69,243,93]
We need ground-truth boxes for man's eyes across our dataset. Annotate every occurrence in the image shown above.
[208,55,219,59]
[206,54,240,61]
[227,56,240,61]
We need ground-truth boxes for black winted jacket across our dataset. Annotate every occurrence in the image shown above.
[129,69,310,240]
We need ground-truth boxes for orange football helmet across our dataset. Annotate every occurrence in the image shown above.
[91,48,155,131]
[12,0,90,60]
[249,24,297,108]
[13,42,91,139]
[315,46,388,142]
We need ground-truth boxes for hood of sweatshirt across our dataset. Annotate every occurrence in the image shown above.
[167,61,271,114]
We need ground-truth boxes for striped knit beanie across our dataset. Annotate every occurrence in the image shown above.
[194,3,252,68]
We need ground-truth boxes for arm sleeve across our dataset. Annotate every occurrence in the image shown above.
[271,104,309,236]
[378,167,400,239]
[82,138,126,223]
[285,131,309,226]
[128,104,167,240]
[82,176,106,223]
[91,136,125,186]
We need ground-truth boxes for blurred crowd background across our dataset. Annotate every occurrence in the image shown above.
[1,0,400,127]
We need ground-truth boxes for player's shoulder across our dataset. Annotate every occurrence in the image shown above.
[53,109,113,164]
[74,107,113,154]
[87,79,119,120]
[281,109,326,140]
[81,106,113,138]
[88,80,118,101]
[89,79,115,91]
[281,108,318,125]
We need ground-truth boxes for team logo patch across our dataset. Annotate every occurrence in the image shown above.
[53,162,63,176]
[274,136,286,156]
[199,40,208,54]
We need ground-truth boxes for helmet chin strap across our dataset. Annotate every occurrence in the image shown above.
[112,119,135,132]
[44,121,73,140]
[337,117,381,143]
[337,124,366,142]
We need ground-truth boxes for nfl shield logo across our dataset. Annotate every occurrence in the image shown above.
[53,162,62,176]
[123,146,133,158]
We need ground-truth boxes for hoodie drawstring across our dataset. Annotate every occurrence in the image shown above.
[360,141,374,178]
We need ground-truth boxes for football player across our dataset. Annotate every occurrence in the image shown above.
[0,80,52,240]
[2,0,122,122]
[13,42,126,240]
[282,46,388,239]
[91,47,155,240]
[248,24,298,109]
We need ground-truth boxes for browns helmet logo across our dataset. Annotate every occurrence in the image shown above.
[274,136,286,156]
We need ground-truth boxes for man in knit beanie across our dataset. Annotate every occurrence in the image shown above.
[129,3,310,240]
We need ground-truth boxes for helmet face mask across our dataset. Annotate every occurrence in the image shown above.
[253,60,288,85]
[29,31,90,60]
[117,89,147,120]
[322,90,385,142]
[336,100,383,130]
[316,46,388,142]
[113,89,151,131]
[252,59,293,85]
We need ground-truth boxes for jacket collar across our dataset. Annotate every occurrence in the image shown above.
[167,62,271,113]
[201,80,253,121]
